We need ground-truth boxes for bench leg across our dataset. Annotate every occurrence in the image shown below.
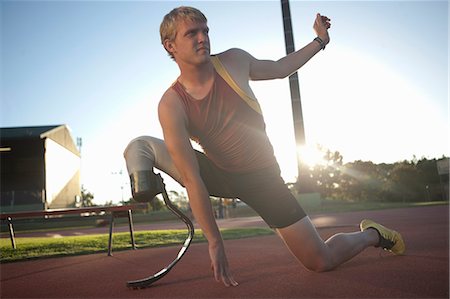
[108,213,114,256]
[127,210,136,250]
[7,217,16,249]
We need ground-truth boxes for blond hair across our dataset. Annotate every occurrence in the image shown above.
[160,6,208,59]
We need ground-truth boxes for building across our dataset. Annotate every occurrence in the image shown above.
[0,125,81,212]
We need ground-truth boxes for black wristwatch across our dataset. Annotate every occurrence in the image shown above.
[313,37,326,50]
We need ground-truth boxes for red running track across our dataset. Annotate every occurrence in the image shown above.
[1,205,448,298]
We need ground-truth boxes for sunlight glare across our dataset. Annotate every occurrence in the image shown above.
[298,145,326,168]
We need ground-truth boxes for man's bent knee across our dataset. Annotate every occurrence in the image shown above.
[123,136,157,172]
[304,255,334,273]
[277,217,335,273]
[123,136,182,184]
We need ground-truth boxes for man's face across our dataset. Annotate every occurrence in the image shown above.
[169,19,210,64]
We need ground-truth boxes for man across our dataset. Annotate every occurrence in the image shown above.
[124,6,405,287]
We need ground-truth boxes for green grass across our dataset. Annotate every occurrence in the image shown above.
[0,228,274,263]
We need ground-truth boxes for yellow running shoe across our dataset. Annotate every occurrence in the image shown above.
[360,219,406,255]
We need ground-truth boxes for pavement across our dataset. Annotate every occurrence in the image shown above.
[1,205,448,298]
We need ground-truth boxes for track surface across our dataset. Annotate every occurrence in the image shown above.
[1,205,448,298]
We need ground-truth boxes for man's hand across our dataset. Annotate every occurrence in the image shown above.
[314,13,331,45]
[209,242,239,287]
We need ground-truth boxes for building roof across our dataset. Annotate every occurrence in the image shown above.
[0,125,80,156]
[0,125,61,139]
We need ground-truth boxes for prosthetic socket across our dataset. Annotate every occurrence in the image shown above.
[128,171,163,202]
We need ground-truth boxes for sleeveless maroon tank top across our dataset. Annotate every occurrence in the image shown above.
[171,61,277,173]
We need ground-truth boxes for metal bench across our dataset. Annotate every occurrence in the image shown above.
[0,203,147,256]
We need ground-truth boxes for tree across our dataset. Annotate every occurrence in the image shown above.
[147,197,164,211]
[293,147,344,199]
[416,158,443,201]
[309,149,343,199]
[81,186,95,207]
[293,151,448,202]
[386,161,423,202]
[340,161,385,202]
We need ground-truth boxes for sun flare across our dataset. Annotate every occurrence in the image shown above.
[298,145,327,168]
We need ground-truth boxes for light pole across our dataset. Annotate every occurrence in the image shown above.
[281,0,306,179]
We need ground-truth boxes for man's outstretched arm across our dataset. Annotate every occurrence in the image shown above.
[226,13,331,81]
[158,89,238,287]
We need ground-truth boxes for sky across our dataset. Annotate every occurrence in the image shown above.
[1,0,448,205]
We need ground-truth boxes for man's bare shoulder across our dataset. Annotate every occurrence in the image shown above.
[214,48,254,79]
[158,86,188,128]
[215,48,253,62]
[159,86,181,108]
[161,86,177,100]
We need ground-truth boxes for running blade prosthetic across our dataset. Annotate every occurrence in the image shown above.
[126,172,194,289]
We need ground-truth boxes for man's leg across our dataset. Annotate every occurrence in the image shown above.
[124,136,236,201]
[124,136,183,184]
[227,166,377,270]
[123,136,185,201]
[277,217,379,272]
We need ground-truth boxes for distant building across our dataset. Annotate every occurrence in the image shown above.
[0,125,81,212]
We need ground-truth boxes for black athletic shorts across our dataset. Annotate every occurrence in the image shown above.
[195,151,307,228]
